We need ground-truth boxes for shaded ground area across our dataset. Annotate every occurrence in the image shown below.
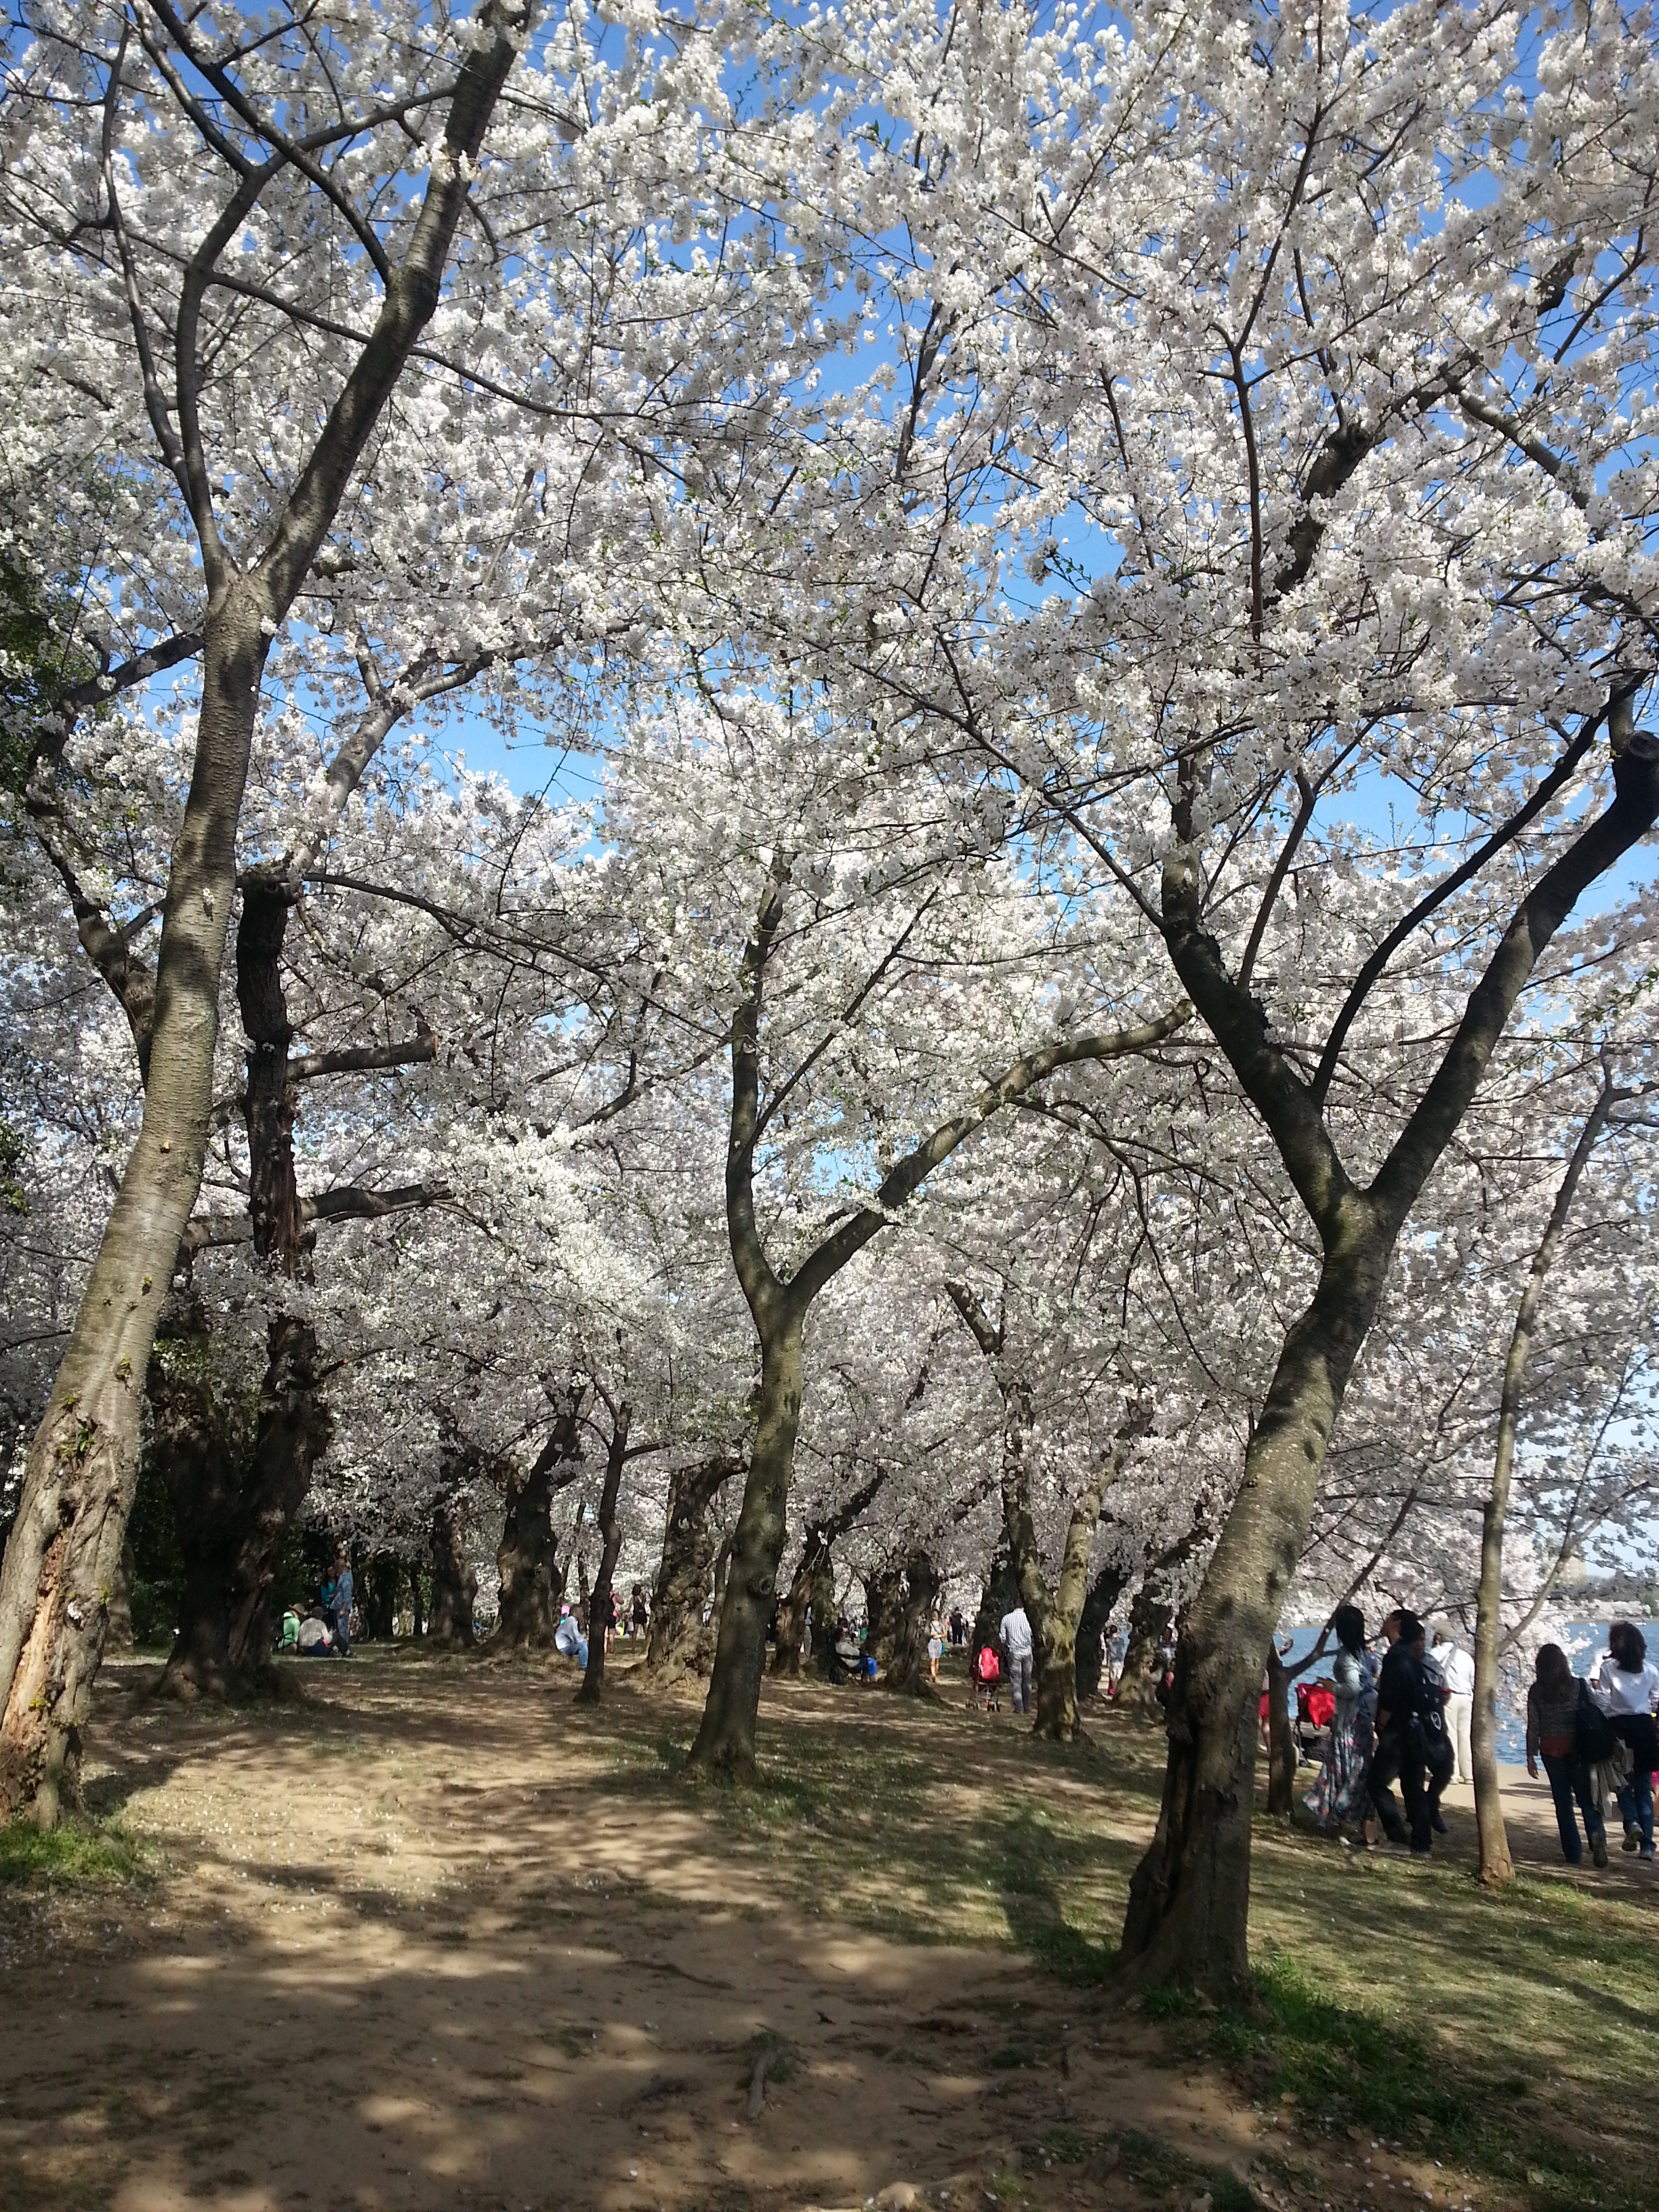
[1,1650,1654,2212]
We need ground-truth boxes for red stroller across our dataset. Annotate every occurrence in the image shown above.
[975,1642,1002,1714]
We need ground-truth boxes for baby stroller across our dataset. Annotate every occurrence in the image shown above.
[1295,1679,1336,1767]
[975,1641,1002,1714]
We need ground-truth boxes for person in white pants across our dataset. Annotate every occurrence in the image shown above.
[1000,1602,1035,1716]
[1430,1629,1476,1784]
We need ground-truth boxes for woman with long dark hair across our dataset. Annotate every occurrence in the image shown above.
[1591,1621,1659,1860]
[1305,1603,1374,1838]
[1525,1643,1607,1868]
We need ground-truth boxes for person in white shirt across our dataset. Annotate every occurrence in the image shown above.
[554,1603,589,1671]
[1589,1621,1659,1858]
[1429,1630,1476,1784]
[1000,1603,1035,1717]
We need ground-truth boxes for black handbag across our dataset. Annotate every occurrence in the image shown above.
[1575,1680,1621,1765]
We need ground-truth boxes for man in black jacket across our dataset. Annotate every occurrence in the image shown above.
[1368,1610,1454,1853]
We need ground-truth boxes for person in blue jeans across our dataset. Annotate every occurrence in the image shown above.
[1591,1622,1659,1860]
[1525,1643,1607,1868]
[554,1603,589,1670]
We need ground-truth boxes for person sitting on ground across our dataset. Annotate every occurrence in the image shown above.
[554,1602,589,1670]
[1369,1610,1453,1854]
[278,1607,302,1654]
[1527,1641,1609,1869]
[833,1615,861,1681]
[1000,1598,1034,1716]
[1591,1621,1659,1860]
[296,1612,334,1656]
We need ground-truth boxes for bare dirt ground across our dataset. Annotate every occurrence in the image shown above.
[0,1650,1647,2212]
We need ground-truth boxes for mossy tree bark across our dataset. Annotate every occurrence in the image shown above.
[0,13,537,1822]
[1119,730,1659,1994]
[688,850,1189,1780]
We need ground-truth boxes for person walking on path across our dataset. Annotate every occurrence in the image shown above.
[1000,1600,1034,1716]
[926,1611,945,1683]
[1429,1626,1475,1784]
[1591,1622,1659,1860]
[1305,1605,1374,1837]
[1370,1612,1452,1854]
[1526,1643,1609,1868]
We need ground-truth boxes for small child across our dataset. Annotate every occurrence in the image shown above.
[975,1641,1002,1715]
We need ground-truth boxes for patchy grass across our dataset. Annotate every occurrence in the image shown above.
[0,1816,150,1890]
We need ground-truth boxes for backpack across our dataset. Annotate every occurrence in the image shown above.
[1575,1680,1624,1767]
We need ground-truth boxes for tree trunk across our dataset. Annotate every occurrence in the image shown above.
[362,1553,401,1642]
[970,1552,1021,1680]
[1076,1561,1128,1704]
[0,16,541,1820]
[105,1541,136,1657]
[0,602,276,1821]
[1265,1642,1297,1817]
[771,1532,818,1677]
[577,1401,630,1706]
[645,1456,737,1680]
[149,1308,334,1700]
[1115,1578,1177,1719]
[428,1473,476,1650]
[686,1324,803,1779]
[1119,1245,1380,1993]
[497,1386,583,1648]
[1033,1418,1149,1741]
[882,1550,941,1694]
[1474,1074,1615,1884]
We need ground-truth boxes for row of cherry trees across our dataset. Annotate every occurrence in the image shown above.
[1,0,1656,1993]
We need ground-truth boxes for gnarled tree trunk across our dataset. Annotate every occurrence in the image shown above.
[497,1385,583,1648]
[428,1441,478,1651]
[646,1456,738,1680]
[1076,1560,1128,1705]
[152,1309,333,1700]
[881,1550,941,1695]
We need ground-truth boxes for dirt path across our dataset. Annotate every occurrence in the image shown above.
[0,1652,1600,2212]
[0,1654,1273,2212]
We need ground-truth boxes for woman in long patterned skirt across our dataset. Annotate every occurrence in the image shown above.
[1305,1604,1375,1835]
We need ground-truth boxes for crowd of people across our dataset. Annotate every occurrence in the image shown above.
[1299,1607,1658,1867]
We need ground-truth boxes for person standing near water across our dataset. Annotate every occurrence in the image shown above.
[1591,1622,1659,1860]
[1429,1625,1475,1784]
[1526,1643,1608,1868]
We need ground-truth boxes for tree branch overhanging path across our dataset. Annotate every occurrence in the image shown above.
[686,840,1191,1778]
